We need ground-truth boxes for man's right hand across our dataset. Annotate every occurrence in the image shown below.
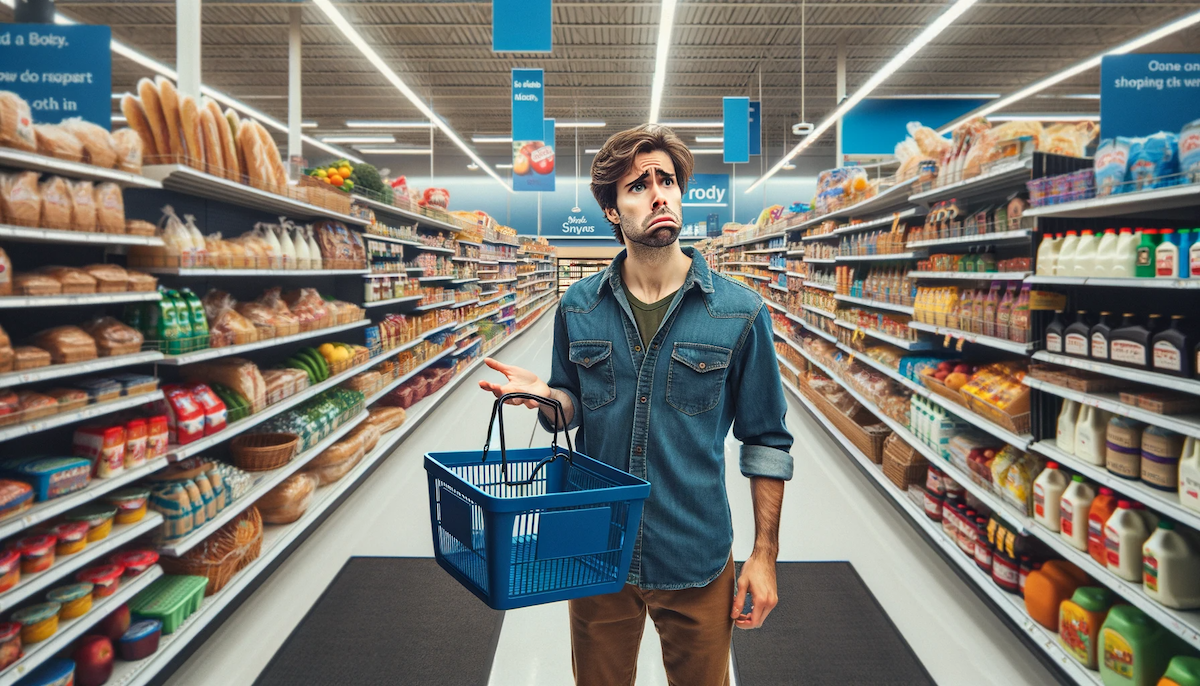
[478,358,552,409]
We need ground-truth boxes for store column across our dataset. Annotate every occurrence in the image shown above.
[176,0,202,98]
[288,5,303,161]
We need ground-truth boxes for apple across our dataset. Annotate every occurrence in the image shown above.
[937,361,953,373]
[96,604,130,642]
[73,635,114,686]
[953,364,971,374]
[529,145,555,175]
[513,151,531,175]
[934,370,949,380]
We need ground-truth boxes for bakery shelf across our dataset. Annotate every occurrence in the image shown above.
[448,298,480,310]
[0,291,162,309]
[349,196,463,233]
[835,321,931,350]
[803,281,836,292]
[801,322,838,344]
[744,247,788,254]
[363,295,424,308]
[836,252,925,263]
[1024,376,1200,440]
[908,271,1031,281]
[0,457,168,541]
[1025,183,1200,219]
[159,410,368,557]
[138,267,370,277]
[1029,440,1200,535]
[157,320,369,366]
[908,322,1035,355]
[412,299,456,312]
[0,351,163,390]
[801,304,837,319]
[833,294,915,315]
[1032,352,1200,398]
[906,229,1033,249]
[777,355,801,377]
[0,390,164,444]
[774,332,805,358]
[361,234,422,248]
[801,232,839,243]
[0,224,165,247]
[0,513,164,613]
[143,165,368,226]
[832,207,924,236]
[909,158,1033,206]
[1026,275,1200,289]
[806,258,837,265]
[0,566,164,686]
[0,148,164,189]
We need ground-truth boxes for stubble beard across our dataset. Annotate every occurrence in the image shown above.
[620,209,681,249]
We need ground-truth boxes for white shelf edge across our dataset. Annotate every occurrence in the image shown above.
[0,224,165,247]
[803,281,835,291]
[835,321,930,350]
[158,321,369,366]
[0,148,163,188]
[1025,377,1200,440]
[0,391,164,444]
[908,158,1032,205]
[909,321,1035,354]
[137,268,369,277]
[364,295,424,308]
[802,304,837,319]
[1032,352,1200,398]
[835,252,924,262]
[1026,275,1200,289]
[0,351,163,390]
[909,271,1031,281]
[0,291,162,309]
[906,229,1033,249]
[834,293,915,315]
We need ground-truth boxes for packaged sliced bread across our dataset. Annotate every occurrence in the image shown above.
[112,128,144,174]
[39,176,73,230]
[0,172,42,228]
[60,118,118,169]
[30,325,98,364]
[94,182,126,234]
[34,124,84,162]
[0,92,36,152]
[68,179,97,232]
[38,266,97,294]
[0,247,10,296]
[256,473,317,524]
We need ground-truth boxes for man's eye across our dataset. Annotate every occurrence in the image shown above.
[664,178,673,186]
[631,182,645,192]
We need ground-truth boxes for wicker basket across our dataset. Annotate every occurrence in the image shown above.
[920,375,970,407]
[231,433,299,472]
[799,379,892,463]
[161,507,263,596]
[882,434,928,490]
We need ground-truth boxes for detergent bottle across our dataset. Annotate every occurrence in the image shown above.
[1142,519,1200,610]
[1105,500,1152,582]
[1061,475,1097,551]
[1159,656,1200,686]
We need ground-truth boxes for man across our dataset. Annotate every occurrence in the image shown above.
[479,124,793,686]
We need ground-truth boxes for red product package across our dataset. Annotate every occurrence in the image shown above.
[73,424,126,478]
[146,415,168,458]
[187,384,227,435]
[124,418,148,469]
[160,386,204,445]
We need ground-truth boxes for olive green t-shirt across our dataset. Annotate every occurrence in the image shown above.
[622,283,678,348]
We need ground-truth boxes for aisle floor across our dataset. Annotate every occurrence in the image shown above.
[167,312,1058,686]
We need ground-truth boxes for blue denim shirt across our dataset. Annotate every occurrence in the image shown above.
[539,248,794,590]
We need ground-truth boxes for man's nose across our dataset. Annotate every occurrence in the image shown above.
[650,182,669,210]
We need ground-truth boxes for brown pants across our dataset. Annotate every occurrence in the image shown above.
[568,556,735,686]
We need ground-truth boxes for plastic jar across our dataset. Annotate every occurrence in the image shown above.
[110,550,158,577]
[50,522,90,556]
[66,504,117,542]
[77,564,123,598]
[0,551,20,593]
[106,487,150,525]
[12,602,61,644]
[118,619,163,661]
[0,622,20,670]
[46,582,94,620]
[10,534,56,574]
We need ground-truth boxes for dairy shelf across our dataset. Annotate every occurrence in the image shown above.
[363,295,424,308]
[1025,183,1200,219]
[0,567,164,686]
[0,224,165,247]
[908,322,1036,355]
[909,271,1031,281]
[1024,377,1200,440]
[833,294,915,315]
[138,267,370,277]
[0,351,163,390]
[0,390,164,444]
[157,320,369,366]
[906,229,1033,250]
[0,291,162,309]
[1032,352,1200,398]
[835,321,931,351]
[836,252,925,263]
[909,158,1033,206]
[1026,275,1200,289]
[803,281,836,292]
[0,148,164,188]
[143,165,368,226]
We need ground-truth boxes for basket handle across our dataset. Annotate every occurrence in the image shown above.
[481,392,574,487]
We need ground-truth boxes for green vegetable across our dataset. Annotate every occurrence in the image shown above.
[299,348,329,380]
[347,162,387,200]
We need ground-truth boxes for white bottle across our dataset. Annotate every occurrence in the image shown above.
[1033,461,1070,532]
[1074,405,1113,466]
[1133,501,1161,532]
[1055,230,1081,276]
[306,226,323,269]
[292,225,311,269]
[1191,237,1200,278]
[1058,399,1081,454]
[1111,228,1141,278]
[1182,436,1200,514]
[1036,233,1064,276]
[1157,229,1181,279]
[1105,500,1152,581]
[1073,229,1100,276]
[1092,228,1119,276]
[1060,475,1096,551]
[1142,519,1200,609]
[276,224,296,270]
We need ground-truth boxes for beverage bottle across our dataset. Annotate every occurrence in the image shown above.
[1073,229,1099,276]
[1093,228,1119,276]
[180,288,208,337]
[1060,475,1096,551]
[1056,230,1080,276]
[1157,228,1181,278]
[1035,232,1063,276]
[1104,500,1152,581]
[1191,228,1200,278]
[1178,229,1194,278]
[1136,228,1160,278]
[1180,436,1200,514]
[1033,461,1069,532]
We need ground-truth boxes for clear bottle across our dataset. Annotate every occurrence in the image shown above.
[1105,500,1152,581]
[1142,519,1200,610]
[1093,228,1120,276]
[1036,233,1064,276]
[1073,229,1100,276]
[1090,312,1113,361]
[1033,461,1070,532]
[1111,227,1140,278]
[1060,475,1097,551]
[1056,230,1081,276]
[1057,398,1081,452]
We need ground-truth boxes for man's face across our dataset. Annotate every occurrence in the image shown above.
[605,150,683,248]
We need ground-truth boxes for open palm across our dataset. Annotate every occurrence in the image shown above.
[478,358,550,408]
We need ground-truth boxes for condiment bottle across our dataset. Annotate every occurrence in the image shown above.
[1060,475,1096,551]
[1142,519,1200,610]
[1105,500,1152,581]
[1065,310,1092,358]
[973,517,992,572]
[1088,487,1120,565]
[1046,310,1067,354]
[1091,312,1114,361]
[1034,461,1070,532]
[1110,313,1153,369]
[1152,315,1193,377]
[1075,405,1113,466]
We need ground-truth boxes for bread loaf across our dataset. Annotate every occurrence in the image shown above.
[0,92,36,152]
[348,422,382,453]
[179,96,205,171]
[0,172,41,228]
[30,325,98,364]
[253,121,287,192]
[225,109,248,182]
[365,406,406,433]
[0,248,10,297]
[307,433,363,470]
[68,179,97,232]
[13,346,50,371]
[34,124,84,162]
[198,107,224,179]
[155,77,185,161]
[39,267,97,294]
[206,100,240,182]
[120,94,158,159]
[256,474,316,524]
[112,128,144,174]
[137,78,171,160]
[60,118,118,169]
[39,176,72,230]
[94,182,125,234]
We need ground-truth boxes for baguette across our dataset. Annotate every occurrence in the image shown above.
[207,100,240,182]
[253,121,288,191]
[179,95,205,171]
[156,77,186,162]
[237,120,269,190]
[199,106,224,178]
[136,78,171,162]
[225,109,248,183]
[120,94,158,159]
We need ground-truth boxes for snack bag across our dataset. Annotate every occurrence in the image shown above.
[1126,131,1179,191]
[187,384,228,435]
[160,385,205,445]
[147,415,169,458]
[1093,138,1130,197]
[1180,118,1200,183]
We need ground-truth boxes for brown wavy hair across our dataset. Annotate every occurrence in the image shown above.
[590,125,694,243]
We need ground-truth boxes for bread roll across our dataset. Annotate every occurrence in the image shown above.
[155,77,185,162]
[179,95,204,171]
[198,107,224,179]
[136,78,171,160]
[34,124,84,162]
[207,100,240,182]
[120,94,158,159]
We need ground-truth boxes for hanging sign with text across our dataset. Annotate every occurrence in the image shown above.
[0,23,112,128]
[492,0,551,52]
[1100,54,1200,139]
[723,97,750,164]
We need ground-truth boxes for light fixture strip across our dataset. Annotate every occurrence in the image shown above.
[745,0,980,193]
[311,0,509,190]
[648,0,679,124]
[345,120,434,129]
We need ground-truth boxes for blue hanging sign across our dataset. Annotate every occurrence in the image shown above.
[511,68,544,141]
[0,23,113,128]
[723,97,749,164]
[1100,54,1200,139]
[749,101,761,156]
[842,98,986,156]
[513,115,555,192]
[493,0,551,53]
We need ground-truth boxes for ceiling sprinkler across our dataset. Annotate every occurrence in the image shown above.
[792,122,814,136]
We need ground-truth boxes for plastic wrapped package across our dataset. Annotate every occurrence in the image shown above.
[313,220,355,265]
[13,346,50,371]
[182,358,266,414]
[69,179,97,232]
[59,118,118,169]
[1127,132,1179,191]
[0,92,37,152]
[281,288,328,328]
[1040,122,1097,158]
[234,301,279,339]
[13,273,61,296]
[342,371,381,394]
[0,248,9,297]
[348,422,382,454]
[31,326,97,364]
[261,368,307,405]
[364,405,406,433]
[1183,118,1200,183]
[304,437,365,486]
[34,124,84,163]
[112,128,144,173]
[94,182,126,234]
[203,291,257,346]
[81,316,144,357]
[17,391,57,421]
[37,176,72,230]
[254,288,301,332]
[0,171,41,227]
[38,267,97,294]
[82,264,129,293]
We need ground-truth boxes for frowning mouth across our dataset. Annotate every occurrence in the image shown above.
[648,214,678,229]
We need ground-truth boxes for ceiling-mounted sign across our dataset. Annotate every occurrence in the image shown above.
[513,117,555,192]
[723,97,750,164]
[511,68,544,141]
[510,74,553,192]
[1101,54,1200,139]
[0,23,112,128]
[749,101,761,156]
[493,0,551,53]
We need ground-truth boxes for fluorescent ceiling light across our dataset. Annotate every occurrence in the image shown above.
[940,9,1200,133]
[320,134,396,144]
[355,147,432,155]
[302,120,318,129]
[1036,94,1101,100]
[496,164,514,169]
[111,115,126,123]
[660,121,723,128]
[584,148,601,154]
[556,121,606,128]
[312,0,508,190]
[648,0,678,124]
[989,114,1100,122]
[695,136,723,143]
[871,93,999,99]
[782,164,796,170]
[692,149,724,155]
[747,0,980,194]
[467,163,480,170]
[345,120,433,129]
[473,136,514,144]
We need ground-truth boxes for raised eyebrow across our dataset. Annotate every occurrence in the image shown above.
[625,170,651,189]
[655,169,676,182]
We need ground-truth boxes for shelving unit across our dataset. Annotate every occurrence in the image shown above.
[1032,352,1200,397]
[0,390,164,443]
[0,352,163,390]
[157,320,369,365]
[908,322,1036,354]
[0,291,163,309]
[0,224,165,247]
[0,148,164,188]
[833,294,915,315]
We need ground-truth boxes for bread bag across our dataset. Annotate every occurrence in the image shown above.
[364,405,406,433]
[125,219,156,237]
[94,182,126,233]
[38,267,97,294]
[13,346,50,371]
[255,473,317,524]
[68,179,97,232]
[30,326,98,363]
[0,92,36,152]
[125,269,158,292]
[60,118,118,169]
[81,316,144,356]
[112,128,144,174]
[13,273,61,296]
[34,124,84,162]
[0,172,41,227]
[0,248,10,296]
[39,176,72,230]
[82,264,129,292]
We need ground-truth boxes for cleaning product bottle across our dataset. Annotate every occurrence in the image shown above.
[1074,229,1100,276]
[1143,519,1200,610]
[1089,487,1120,565]
[1106,500,1153,581]
[1065,310,1093,358]
[1034,461,1070,532]
[1152,315,1193,377]
[1092,312,1115,361]
[1142,425,1185,493]
[1178,229,1194,279]
[1047,310,1067,354]
[1159,656,1200,686]
[1191,228,1200,278]
[1037,233,1064,276]
[1111,314,1153,369]
[1094,228,1120,276]
[1025,559,1090,631]
[1100,605,1184,686]
[1058,398,1082,453]
[1060,586,1116,670]
[1181,437,1200,514]
[1061,475,1097,551]
[1076,405,1114,466]
[1113,227,1141,278]
[1108,415,1147,480]
[1137,229,1161,278]
[1157,228,1181,279]
[1057,230,1081,276]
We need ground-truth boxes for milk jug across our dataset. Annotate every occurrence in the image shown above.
[1058,399,1082,453]
[1105,500,1152,582]
[1034,461,1070,532]
[1074,230,1100,276]
[1181,436,1200,514]
[1094,229,1120,276]
[1037,233,1064,276]
[1142,519,1200,610]
[1112,228,1141,278]
[1076,405,1114,466]
[1061,475,1097,551]
[1057,230,1081,276]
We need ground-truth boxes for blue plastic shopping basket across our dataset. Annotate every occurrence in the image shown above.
[425,393,650,610]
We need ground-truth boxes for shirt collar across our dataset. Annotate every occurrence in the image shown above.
[600,247,715,296]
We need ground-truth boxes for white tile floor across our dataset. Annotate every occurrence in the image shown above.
[166,313,1058,686]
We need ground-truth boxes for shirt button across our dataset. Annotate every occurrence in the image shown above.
[634,345,642,352]
[584,357,590,364]
[640,396,647,403]
[634,446,643,455]
[699,362,706,369]
[653,344,659,349]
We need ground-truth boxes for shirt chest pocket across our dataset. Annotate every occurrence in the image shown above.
[666,342,733,416]
[569,340,616,410]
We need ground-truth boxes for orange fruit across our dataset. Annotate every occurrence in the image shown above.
[338,166,352,178]
[328,174,344,186]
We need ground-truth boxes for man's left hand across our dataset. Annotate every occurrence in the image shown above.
[731,550,778,629]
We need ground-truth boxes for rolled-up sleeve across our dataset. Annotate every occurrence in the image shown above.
[539,303,584,433]
[730,305,794,480]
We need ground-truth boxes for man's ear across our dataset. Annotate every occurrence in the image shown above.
[604,207,620,225]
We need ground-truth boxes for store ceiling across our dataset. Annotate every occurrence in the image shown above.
[5,0,1200,168]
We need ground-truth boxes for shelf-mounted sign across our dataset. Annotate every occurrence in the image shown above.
[1101,54,1200,139]
[492,0,551,53]
[0,23,112,128]
[723,97,749,164]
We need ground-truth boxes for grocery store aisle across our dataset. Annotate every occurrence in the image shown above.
[167,310,1056,686]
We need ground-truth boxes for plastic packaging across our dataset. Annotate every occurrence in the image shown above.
[66,503,117,542]
[10,534,56,573]
[1060,475,1096,551]
[77,564,123,598]
[1100,605,1184,686]
[1182,436,1200,514]
[81,317,144,358]
[1024,559,1089,631]
[50,522,90,556]
[110,550,158,578]
[107,487,150,524]
[1128,132,1180,191]
[118,619,162,661]
[1075,405,1113,466]
[48,582,94,619]
[1033,461,1069,532]
[1112,228,1140,278]
[0,92,37,152]
[13,603,60,644]
[1142,519,1200,610]
[1105,500,1151,581]
[39,176,72,229]
[1142,425,1184,492]
[94,182,125,234]
[256,473,318,524]
[306,227,323,269]
[1094,229,1120,276]
[60,117,118,168]
[1060,586,1115,670]
[0,550,19,593]
[1088,487,1119,566]
[3,457,92,500]
[30,325,98,364]
[1056,231,1081,276]
[1160,656,1200,686]
[1036,233,1063,276]
[0,171,42,227]
[1058,399,1081,454]
[0,622,19,670]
